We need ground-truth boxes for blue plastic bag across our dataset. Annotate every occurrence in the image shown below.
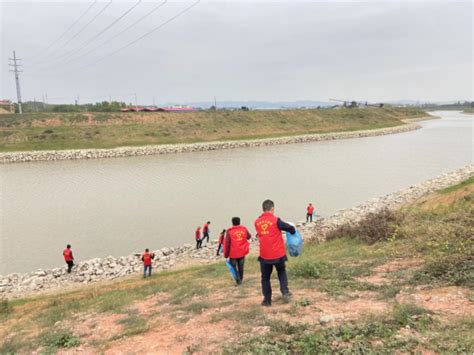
[225,259,238,281]
[286,228,303,257]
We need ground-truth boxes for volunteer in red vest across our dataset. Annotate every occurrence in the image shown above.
[203,221,211,243]
[195,226,202,249]
[254,199,296,306]
[224,217,251,285]
[216,229,226,256]
[141,248,155,278]
[306,203,315,223]
[63,244,74,273]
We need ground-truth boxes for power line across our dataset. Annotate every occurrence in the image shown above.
[55,0,143,64]
[30,0,113,67]
[31,0,98,63]
[81,0,200,70]
[63,0,167,66]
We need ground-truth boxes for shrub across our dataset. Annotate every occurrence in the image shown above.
[413,254,473,287]
[41,330,80,349]
[327,208,404,244]
[0,297,11,315]
[291,260,330,278]
[392,303,431,328]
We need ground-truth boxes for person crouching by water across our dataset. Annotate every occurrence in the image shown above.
[141,248,155,278]
[255,199,295,306]
[63,244,74,273]
[195,226,202,249]
[224,217,251,285]
[216,229,226,256]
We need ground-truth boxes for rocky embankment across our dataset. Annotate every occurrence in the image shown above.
[1,164,471,299]
[302,164,474,241]
[0,123,420,164]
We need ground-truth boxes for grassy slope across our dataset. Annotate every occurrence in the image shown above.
[0,107,426,152]
[1,178,472,353]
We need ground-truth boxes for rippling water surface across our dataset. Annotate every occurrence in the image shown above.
[1,111,472,274]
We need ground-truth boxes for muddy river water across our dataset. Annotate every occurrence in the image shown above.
[0,111,472,274]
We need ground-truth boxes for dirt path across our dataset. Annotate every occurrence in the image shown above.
[61,259,472,354]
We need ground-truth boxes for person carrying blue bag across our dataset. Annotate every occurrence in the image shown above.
[255,199,296,306]
[224,217,251,285]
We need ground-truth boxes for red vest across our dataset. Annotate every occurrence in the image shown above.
[63,248,73,261]
[195,229,201,240]
[254,212,285,260]
[307,205,314,214]
[218,233,225,244]
[203,224,209,233]
[227,225,250,259]
[142,252,152,266]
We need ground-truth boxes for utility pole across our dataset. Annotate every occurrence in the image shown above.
[8,51,23,114]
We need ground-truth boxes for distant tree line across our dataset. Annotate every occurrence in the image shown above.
[19,101,128,113]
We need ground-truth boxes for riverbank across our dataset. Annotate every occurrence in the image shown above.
[0,121,423,163]
[1,164,472,298]
[1,171,472,353]
[0,107,428,162]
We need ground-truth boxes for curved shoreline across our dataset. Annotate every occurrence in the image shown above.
[0,121,422,164]
[1,164,472,299]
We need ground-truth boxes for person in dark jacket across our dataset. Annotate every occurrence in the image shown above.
[254,199,295,306]
[224,218,251,285]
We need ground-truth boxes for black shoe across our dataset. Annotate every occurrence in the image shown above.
[282,292,293,302]
[261,299,272,307]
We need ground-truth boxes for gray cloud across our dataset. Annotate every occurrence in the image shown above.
[1,0,472,104]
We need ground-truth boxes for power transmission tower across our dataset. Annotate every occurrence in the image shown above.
[8,50,23,114]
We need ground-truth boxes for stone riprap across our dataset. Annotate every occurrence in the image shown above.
[0,122,421,164]
[1,164,471,299]
[298,164,474,241]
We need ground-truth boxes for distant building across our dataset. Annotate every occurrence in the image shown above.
[120,105,198,113]
[0,100,14,113]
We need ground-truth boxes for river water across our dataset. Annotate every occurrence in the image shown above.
[0,111,472,275]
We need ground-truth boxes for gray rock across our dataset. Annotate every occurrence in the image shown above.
[319,314,343,325]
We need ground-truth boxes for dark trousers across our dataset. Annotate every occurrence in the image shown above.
[216,243,223,255]
[66,260,74,273]
[196,239,202,249]
[230,257,245,283]
[306,213,313,222]
[203,232,209,243]
[260,261,289,302]
[144,265,152,277]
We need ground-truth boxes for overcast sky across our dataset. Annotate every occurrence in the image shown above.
[1,0,472,105]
